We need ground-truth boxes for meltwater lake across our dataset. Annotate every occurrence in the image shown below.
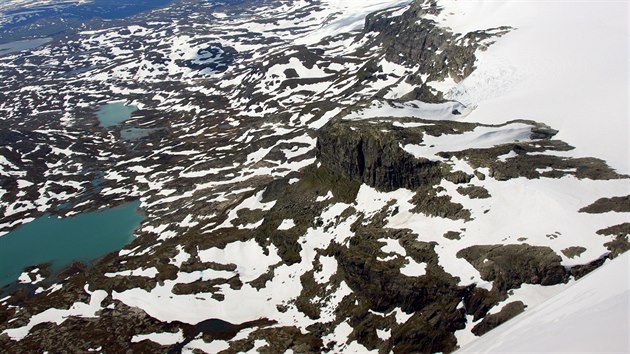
[97,102,138,128]
[97,102,161,141]
[0,201,143,287]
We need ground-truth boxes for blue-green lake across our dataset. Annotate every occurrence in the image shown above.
[97,102,138,128]
[0,201,143,287]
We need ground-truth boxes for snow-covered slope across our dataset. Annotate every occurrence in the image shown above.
[431,0,629,174]
[294,0,413,45]
[458,252,629,353]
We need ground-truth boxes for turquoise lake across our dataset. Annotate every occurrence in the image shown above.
[97,102,138,127]
[0,201,143,287]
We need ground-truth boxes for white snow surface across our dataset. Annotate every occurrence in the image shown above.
[348,173,628,297]
[2,285,107,341]
[295,0,413,45]
[131,330,184,346]
[434,0,629,174]
[277,219,296,230]
[400,258,427,277]
[457,252,630,353]
[402,122,533,160]
[198,240,281,283]
[104,267,159,278]
[346,99,471,121]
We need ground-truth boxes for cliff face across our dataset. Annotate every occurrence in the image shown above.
[364,1,511,83]
[316,120,443,192]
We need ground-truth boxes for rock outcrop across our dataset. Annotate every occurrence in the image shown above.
[579,195,630,214]
[317,120,444,192]
[471,301,526,336]
[457,244,569,291]
[365,0,511,84]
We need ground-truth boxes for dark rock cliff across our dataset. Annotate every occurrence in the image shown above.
[364,0,511,83]
[316,120,444,192]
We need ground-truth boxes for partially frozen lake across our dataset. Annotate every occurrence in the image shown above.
[0,201,143,287]
[121,127,160,141]
[96,102,138,128]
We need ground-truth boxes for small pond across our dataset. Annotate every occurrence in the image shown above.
[97,102,138,128]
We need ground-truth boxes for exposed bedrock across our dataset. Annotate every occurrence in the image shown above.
[471,301,526,336]
[456,244,570,291]
[579,195,630,214]
[316,120,444,192]
[333,227,468,353]
[365,0,512,83]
